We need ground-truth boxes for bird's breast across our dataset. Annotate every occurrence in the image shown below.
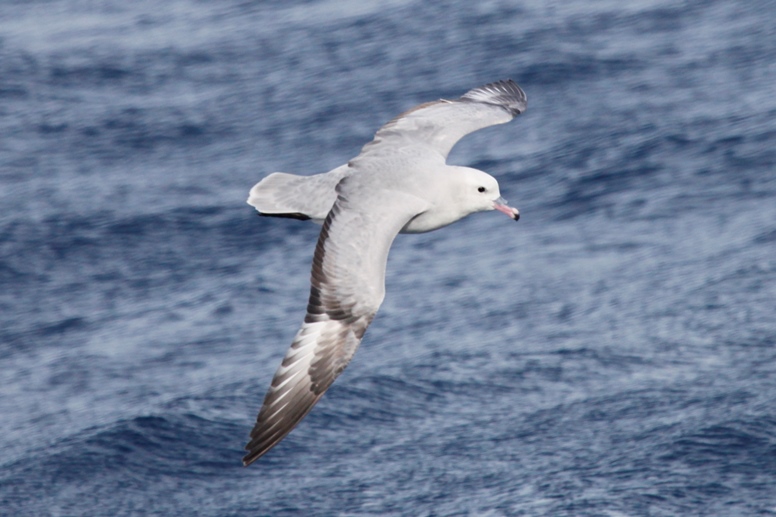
[400,205,470,233]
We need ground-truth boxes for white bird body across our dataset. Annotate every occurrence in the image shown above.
[243,80,526,465]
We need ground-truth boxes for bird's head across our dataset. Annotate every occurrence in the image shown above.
[456,167,520,221]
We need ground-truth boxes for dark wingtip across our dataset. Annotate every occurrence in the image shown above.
[460,79,527,116]
[241,433,275,466]
[242,450,260,467]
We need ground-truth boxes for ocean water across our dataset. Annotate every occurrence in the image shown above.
[1,0,775,515]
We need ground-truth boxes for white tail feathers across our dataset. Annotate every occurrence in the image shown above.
[246,164,349,223]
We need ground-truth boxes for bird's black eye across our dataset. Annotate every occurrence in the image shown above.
[477,186,486,193]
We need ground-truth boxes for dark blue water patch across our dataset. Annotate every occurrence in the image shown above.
[519,55,649,87]
[659,416,776,475]
[0,259,28,285]
[99,107,211,148]
[50,60,132,85]
[43,44,246,92]
[753,228,776,244]
[0,315,92,359]
[103,205,234,238]
[0,414,245,512]
[0,52,266,166]
[0,205,288,274]
[0,204,304,357]
[557,1,721,40]
[0,50,35,98]
[67,106,230,155]
[0,84,27,99]
[535,108,772,220]
[32,414,239,479]
[473,389,776,514]
[551,165,662,220]
[625,5,692,34]
[35,315,89,337]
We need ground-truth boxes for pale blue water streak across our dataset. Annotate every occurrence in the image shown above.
[1,0,775,515]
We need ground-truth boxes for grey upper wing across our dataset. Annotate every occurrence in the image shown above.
[358,79,527,160]
[243,185,429,465]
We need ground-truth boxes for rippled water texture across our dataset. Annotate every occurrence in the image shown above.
[1,0,775,515]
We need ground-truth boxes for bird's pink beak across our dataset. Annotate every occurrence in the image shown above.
[493,196,520,221]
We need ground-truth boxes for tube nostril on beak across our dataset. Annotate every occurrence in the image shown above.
[493,199,520,221]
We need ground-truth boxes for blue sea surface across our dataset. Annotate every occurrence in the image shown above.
[2,0,775,515]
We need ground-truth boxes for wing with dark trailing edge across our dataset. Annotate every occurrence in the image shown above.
[359,79,527,160]
[243,186,429,465]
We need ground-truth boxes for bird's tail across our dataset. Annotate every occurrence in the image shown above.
[247,164,348,223]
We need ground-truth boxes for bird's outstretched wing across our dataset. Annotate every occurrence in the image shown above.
[359,79,527,160]
[243,185,429,465]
